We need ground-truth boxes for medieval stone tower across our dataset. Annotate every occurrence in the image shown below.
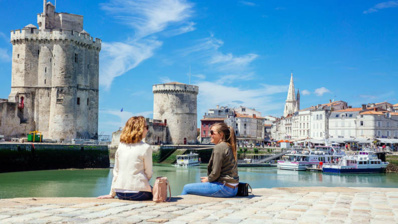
[3,1,101,141]
[153,82,199,144]
[283,73,300,117]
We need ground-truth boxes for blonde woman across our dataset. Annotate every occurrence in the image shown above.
[181,122,239,197]
[98,116,153,201]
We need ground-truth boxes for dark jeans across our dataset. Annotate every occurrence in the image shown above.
[116,191,153,201]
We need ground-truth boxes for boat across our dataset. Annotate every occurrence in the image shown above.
[277,146,345,171]
[175,153,200,166]
[322,150,389,173]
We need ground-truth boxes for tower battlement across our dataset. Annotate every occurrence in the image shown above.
[153,83,199,94]
[11,29,101,50]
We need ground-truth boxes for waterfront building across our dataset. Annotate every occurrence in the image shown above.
[153,82,199,144]
[0,1,101,141]
[200,105,235,144]
[292,109,311,140]
[394,103,398,112]
[358,109,398,139]
[329,107,363,140]
[200,105,265,144]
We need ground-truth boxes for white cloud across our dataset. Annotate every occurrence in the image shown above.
[210,52,258,71]
[301,90,310,96]
[196,81,288,117]
[100,39,162,90]
[216,73,255,85]
[0,32,8,42]
[192,74,206,79]
[182,35,258,72]
[240,1,256,6]
[314,87,331,96]
[159,76,173,83]
[99,0,194,90]
[101,0,194,38]
[363,1,398,14]
[0,48,11,62]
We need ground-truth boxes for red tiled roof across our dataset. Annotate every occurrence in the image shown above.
[201,118,225,121]
[264,124,272,127]
[334,108,362,112]
[235,113,264,119]
[360,111,398,116]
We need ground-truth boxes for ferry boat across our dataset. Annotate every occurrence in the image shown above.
[322,150,389,173]
[277,146,345,171]
[176,153,200,166]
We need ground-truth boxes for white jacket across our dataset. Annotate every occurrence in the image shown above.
[109,142,153,196]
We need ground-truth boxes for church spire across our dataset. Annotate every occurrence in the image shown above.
[283,73,297,117]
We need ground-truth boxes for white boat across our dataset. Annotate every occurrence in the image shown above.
[322,150,389,173]
[277,146,345,171]
[176,153,200,166]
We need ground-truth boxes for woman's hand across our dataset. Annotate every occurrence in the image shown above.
[200,177,209,183]
[97,195,114,199]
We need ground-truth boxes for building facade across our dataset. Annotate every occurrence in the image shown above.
[0,1,101,141]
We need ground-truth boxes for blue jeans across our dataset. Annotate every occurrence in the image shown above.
[116,191,153,201]
[181,182,238,198]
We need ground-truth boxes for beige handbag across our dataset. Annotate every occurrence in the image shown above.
[152,176,171,202]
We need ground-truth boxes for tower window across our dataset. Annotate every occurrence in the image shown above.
[44,79,46,84]
[87,98,89,105]
[45,67,47,73]
[50,58,52,62]
[38,50,40,55]
[77,97,80,105]
[17,54,19,58]
[87,64,90,69]
[75,54,78,63]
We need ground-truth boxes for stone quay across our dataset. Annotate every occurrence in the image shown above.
[1,187,398,223]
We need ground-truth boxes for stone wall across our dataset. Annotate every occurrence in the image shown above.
[0,143,109,173]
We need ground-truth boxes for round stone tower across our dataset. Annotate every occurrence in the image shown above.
[153,82,199,144]
[7,1,101,142]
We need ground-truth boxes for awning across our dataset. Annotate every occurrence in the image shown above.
[355,138,372,144]
[328,138,357,144]
[377,138,398,144]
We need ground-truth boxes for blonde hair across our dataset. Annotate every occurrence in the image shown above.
[211,123,237,161]
[120,116,146,144]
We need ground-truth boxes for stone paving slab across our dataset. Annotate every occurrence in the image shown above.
[1,187,398,223]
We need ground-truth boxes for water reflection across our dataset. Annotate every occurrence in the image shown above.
[1,166,398,198]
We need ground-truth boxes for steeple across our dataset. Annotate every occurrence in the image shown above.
[283,73,297,117]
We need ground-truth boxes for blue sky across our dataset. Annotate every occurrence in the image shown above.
[0,0,397,136]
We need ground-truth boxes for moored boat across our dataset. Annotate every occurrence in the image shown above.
[322,150,389,173]
[175,153,200,166]
[277,146,345,171]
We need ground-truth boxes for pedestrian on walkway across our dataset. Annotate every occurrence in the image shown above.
[181,122,239,197]
[97,116,153,201]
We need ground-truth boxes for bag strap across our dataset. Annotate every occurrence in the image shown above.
[248,184,253,194]
[166,183,171,202]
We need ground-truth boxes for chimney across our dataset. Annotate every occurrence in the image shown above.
[329,99,332,103]
[216,105,219,109]
[43,0,47,15]
[361,104,366,110]
[374,108,377,112]
[253,114,256,118]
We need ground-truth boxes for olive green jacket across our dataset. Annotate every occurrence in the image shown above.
[208,142,239,184]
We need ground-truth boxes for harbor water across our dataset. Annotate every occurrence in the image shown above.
[1,165,398,199]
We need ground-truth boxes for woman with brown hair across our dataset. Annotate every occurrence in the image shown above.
[98,116,153,201]
[181,122,239,197]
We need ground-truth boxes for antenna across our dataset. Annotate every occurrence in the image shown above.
[188,65,191,84]
[43,0,47,15]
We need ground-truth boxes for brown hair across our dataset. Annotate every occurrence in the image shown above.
[211,123,237,161]
[120,116,146,144]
